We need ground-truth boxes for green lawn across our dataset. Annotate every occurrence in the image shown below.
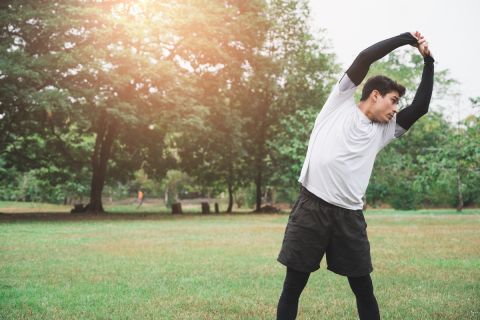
[0,201,72,213]
[1,212,479,319]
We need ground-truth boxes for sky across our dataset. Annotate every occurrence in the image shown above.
[308,0,480,121]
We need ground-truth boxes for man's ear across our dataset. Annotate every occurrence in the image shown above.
[370,89,380,102]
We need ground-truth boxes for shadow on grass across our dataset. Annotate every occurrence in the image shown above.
[0,210,283,222]
[1,208,478,223]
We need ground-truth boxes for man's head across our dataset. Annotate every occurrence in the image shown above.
[359,75,406,123]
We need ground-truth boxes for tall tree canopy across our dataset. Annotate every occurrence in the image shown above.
[0,0,268,212]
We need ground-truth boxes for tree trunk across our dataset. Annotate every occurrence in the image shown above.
[172,203,182,214]
[85,113,117,213]
[201,202,210,214]
[456,169,463,212]
[255,168,262,212]
[226,180,234,213]
[226,159,234,213]
[254,137,265,212]
[253,95,269,213]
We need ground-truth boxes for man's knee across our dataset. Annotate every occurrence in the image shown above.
[282,268,310,296]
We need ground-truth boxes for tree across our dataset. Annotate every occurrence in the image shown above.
[239,0,337,211]
[0,0,268,212]
[415,98,480,211]
[176,75,253,212]
[175,3,268,212]
[0,2,95,203]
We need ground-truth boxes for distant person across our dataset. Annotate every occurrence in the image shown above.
[276,31,434,320]
[137,190,144,208]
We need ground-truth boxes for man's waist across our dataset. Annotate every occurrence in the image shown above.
[300,184,364,211]
[300,186,337,208]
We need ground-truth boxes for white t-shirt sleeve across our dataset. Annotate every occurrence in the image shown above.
[394,123,406,138]
[338,73,356,92]
[315,74,357,125]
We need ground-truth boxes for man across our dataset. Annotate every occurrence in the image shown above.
[276,32,434,320]
[137,189,144,208]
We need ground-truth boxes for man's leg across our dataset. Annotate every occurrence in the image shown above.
[347,274,380,320]
[276,267,310,320]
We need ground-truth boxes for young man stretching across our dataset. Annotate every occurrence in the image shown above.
[276,31,434,320]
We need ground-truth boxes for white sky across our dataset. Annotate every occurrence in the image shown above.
[308,0,480,121]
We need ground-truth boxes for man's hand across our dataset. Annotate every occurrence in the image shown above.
[410,31,432,57]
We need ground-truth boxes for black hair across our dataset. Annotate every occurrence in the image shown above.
[360,75,406,101]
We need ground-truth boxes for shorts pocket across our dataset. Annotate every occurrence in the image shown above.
[354,210,367,229]
[345,210,367,236]
[288,198,301,217]
[291,197,315,226]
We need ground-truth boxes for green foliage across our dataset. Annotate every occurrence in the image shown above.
[0,0,269,210]
[0,167,89,203]
[0,2,476,210]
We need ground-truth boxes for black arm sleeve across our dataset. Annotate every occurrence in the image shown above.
[346,32,418,85]
[396,56,435,130]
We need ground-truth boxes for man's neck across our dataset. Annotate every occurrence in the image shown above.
[358,101,375,122]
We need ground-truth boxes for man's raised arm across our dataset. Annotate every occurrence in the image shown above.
[396,38,435,131]
[345,32,418,86]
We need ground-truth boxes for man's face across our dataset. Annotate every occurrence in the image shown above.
[371,90,400,123]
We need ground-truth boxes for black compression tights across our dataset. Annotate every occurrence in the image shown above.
[348,274,380,320]
[276,268,380,320]
[276,268,310,320]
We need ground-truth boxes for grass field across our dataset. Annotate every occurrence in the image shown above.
[1,211,479,319]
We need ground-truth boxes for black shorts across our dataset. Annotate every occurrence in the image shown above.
[277,187,372,277]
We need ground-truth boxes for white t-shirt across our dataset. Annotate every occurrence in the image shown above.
[298,75,405,210]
